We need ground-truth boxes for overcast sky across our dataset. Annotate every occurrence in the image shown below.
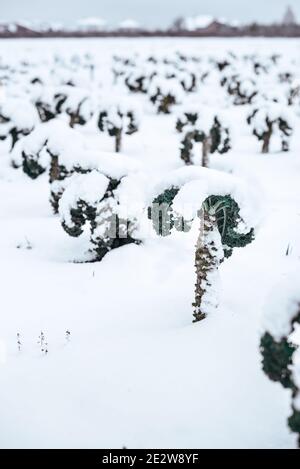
[1,0,299,27]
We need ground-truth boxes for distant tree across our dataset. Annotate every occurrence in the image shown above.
[282,6,297,25]
[171,17,185,32]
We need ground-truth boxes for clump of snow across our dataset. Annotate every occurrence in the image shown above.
[0,97,39,130]
[149,166,262,232]
[59,171,110,227]
[148,77,184,106]
[262,275,300,341]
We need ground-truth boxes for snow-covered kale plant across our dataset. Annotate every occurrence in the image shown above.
[176,108,231,166]
[124,66,155,94]
[59,159,141,262]
[11,120,84,176]
[97,100,140,153]
[288,79,300,106]
[35,88,68,122]
[260,278,300,447]
[247,103,293,153]
[55,86,94,128]
[148,167,257,322]
[177,70,197,93]
[0,97,39,150]
[35,86,93,127]
[221,69,258,105]
[112,55,136,84]
[148,77,184,114]
[50,148,139,215]
[10,120,94,212]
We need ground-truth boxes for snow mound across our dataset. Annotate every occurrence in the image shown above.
[262,274,300,341]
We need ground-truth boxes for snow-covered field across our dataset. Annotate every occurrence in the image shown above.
[0,38,300,449]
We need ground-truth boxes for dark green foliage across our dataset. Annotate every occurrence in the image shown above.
[11,128,30,150]
[0,114,31,150]
[278,117,293,152]
[180,130,205,165]
[63,178,121,238]
[49,156,90,213]
[260,305,300,446]
[148,189,253,255]
[231,82,257,105]
[248,109,293,153]
[148,187,185,236]
[203,195,254,258]
[216,59,231,72]
[91,221,140,262]
[36,94,67,123]
[180,74,197,93]
[35,102,56,122]
[148,185,254,323]
[126,112,139,135]
[150,93,176,114]
[176,112,198,133]
[260,332,296,389]
[125,74,149,94]
[62,177,140,262]
[222,77,257,105]
[98,110,138,136]
[210,118,231,154]
[62,200,97,238]
[288,408,300,445]
[177,114,231,165]
[22,150,47,179]
[97,108,139,152]
[67,98,91,128]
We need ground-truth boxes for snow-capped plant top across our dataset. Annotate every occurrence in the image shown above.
[0,97,40,149]
[54,85,94,127]
[59,169,142,262]
[0,97,39,130]
[260,275,300,446]
[260,276,300,389]
[34,85,94,126]
[148,166,257,322]
[176,106,229,135]
[148,77,184,114]
[13,119,140,180]
[59,171,111,226]
[221,66,258,105]
[124,65,155,93]
[11,120,86,174]
[97,99,141,152]
[148,166,260,242]
[176,107,231,166]
[98,100,141,133]
[262,277,300,342]
[247,102,294,153]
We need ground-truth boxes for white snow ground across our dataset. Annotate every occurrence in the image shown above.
[0,38,300,449]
